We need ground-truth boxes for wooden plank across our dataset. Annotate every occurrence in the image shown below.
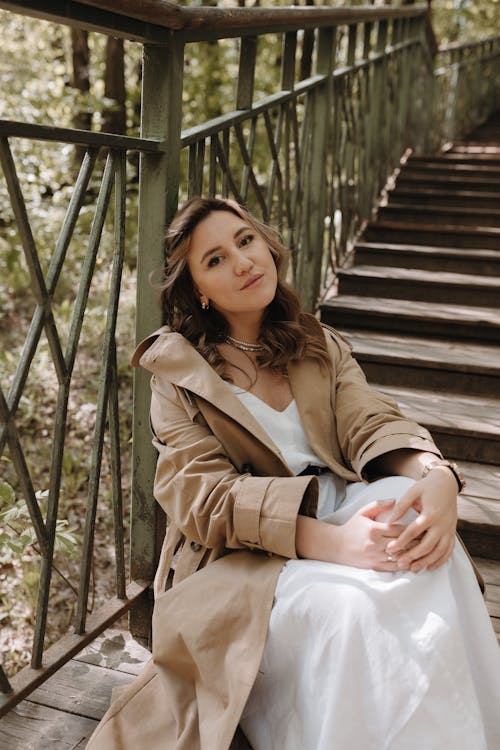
[321,295,500,333]
[343,330,500,377]
[375,384,500,439]
[337,274,500,307]
[483,583,500,618]
[75,629,151,676]
[473,558,500,585]
[459,462,500,502]
[0,580,149,717]
[458,495,500,531]
[26,660,134,721]
[0,701,98,750]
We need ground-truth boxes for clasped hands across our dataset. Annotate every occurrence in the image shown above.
[333,469,458,573]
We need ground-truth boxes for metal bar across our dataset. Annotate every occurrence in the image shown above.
[31,383,69,668]
[0,148,97,455]
[64,153,116,375]
[234,122,268,217]
[0,119,163,152]
[0,387,48,552]
[296,26,335,311]
[240,117,257,204]
[237,36,257,110]
[209,134,217,196]
[0,579,149,717]
[0,666,12,696]
[76,150,127,634]
[281,31,297,91]
[0,138,66,383]
[214,132,243,203]
[109,340,126,601]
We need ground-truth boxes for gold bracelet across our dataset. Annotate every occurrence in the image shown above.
[420,459,466,494]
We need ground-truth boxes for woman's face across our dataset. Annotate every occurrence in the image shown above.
[187,210,278,328]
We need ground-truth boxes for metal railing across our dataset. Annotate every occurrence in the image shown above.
[433,37,500,147]
[0,0,498,716]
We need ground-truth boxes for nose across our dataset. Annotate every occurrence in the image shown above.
[233,249,253,275]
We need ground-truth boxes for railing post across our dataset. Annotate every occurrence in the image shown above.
[296,26,335,312]
[372,19,388,197]
[130,35,184,640]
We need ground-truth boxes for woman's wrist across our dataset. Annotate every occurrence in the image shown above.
[295,515,339,562]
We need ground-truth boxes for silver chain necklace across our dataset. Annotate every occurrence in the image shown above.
[224,335,265,352]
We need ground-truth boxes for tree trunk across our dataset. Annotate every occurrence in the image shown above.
[103,37,126,134]
[70,28,91,166]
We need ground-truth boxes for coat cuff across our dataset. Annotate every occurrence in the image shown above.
[354,421,442,478]
[233,475,318,559]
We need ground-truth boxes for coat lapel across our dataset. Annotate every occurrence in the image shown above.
[136,326,335,471]
[137,330,285,460]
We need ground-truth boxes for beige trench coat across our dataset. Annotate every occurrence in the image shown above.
[87,316,444,750]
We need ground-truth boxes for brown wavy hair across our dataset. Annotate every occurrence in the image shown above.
[160,197,330,376]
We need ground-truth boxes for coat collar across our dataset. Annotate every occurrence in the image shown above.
[133,322,334,467]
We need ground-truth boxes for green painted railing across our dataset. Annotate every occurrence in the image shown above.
[0,0,498,715]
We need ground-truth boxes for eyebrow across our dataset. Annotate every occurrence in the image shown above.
[199,225,252,264]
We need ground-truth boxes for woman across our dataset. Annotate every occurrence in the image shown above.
[88,197,500,750]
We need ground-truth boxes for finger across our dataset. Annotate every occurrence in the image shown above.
[427,539,456,571]
[386,515,430,553]
[384,487,419,523]
[405,535,454,572]
[360,499,396,521]
[381,523,408,539]
[397,531,440,567]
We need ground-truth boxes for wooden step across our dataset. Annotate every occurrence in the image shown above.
[458,460,500,560]
[378,204,500,228]
[320,295,500,343]
[450,145,500,157]
[387,187,500,209]
[364,221,500,249]
[396,174,500,192]
[353,242,500,275]
[401,162,500,178]
[409,154,500,168]
[340,330,500,396]
[373,383,500,464]
[474,559,500,629]
[337,266,500,308]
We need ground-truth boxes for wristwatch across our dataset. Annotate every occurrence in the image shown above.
[420,459,466,494]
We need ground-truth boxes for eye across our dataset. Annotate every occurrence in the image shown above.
[239,233,254,247]
[207,254,222,268]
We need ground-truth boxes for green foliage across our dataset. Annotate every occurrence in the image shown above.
[0,482,78,562]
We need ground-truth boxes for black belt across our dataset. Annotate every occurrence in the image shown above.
[298,465,329,476]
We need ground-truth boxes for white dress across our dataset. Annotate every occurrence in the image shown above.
[230,388,500,750]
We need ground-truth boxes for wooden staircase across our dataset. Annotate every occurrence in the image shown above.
[320,112,500,632]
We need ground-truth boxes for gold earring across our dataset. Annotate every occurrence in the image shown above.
[201,299,209,311]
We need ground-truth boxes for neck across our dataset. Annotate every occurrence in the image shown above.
[226,313,264,345]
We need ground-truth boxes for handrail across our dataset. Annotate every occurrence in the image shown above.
[0,1,429,42]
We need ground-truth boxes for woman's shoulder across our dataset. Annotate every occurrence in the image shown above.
[300,313,353,354]
[131,326,192,368]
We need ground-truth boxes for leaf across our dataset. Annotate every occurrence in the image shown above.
[0,480,15,508]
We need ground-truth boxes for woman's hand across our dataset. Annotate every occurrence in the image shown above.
[296,500,408,572]
[385,468,458,572]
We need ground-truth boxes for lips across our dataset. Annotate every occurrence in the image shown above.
[241,273,263,290]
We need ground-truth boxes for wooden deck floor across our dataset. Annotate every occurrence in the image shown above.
[1,557,499,750]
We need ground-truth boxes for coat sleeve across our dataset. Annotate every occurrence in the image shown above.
[149,374,318,560]
[326,329,442,477]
